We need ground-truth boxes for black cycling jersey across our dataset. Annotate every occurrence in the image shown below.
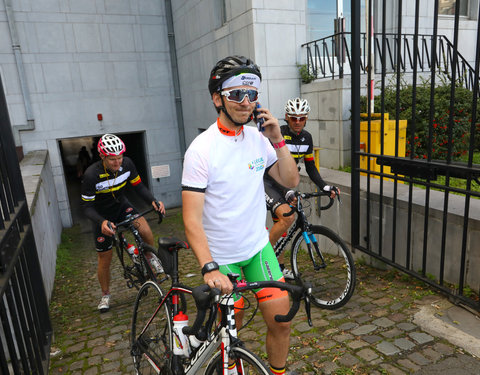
[280,124,326,189]
[81,156,155,225]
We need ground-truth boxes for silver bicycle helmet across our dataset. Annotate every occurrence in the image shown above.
[97,134,126,156]
[285,98,310,116]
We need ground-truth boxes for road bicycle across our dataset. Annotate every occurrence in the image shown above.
[130,236,313,375]
[111,206,167,290]
[273,189,356,309]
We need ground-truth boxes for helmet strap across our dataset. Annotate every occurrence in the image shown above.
[219,96,249,127]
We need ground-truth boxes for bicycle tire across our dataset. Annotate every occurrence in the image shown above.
[116,243,147,290]
[204,346,272,375]
[131,281,173,375]
[291,225,356,309]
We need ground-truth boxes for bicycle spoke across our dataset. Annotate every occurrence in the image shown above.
[131,281,173,374]
[292,226,356,309]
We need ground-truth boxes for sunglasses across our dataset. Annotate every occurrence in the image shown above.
[288,115,307,122]
[221,89,259,103]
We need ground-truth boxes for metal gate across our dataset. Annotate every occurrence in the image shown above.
[350,0,480,312]
[0,76,52,372]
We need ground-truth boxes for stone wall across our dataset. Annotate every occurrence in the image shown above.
[20,150,62,301]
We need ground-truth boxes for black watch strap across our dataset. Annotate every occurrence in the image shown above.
[201,261,219,276]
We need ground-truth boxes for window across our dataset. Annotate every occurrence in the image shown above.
[438,0,468,16]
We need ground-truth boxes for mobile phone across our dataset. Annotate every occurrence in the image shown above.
[253,103,264,132]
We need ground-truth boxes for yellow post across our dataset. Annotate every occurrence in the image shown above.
[359,113,407,182]
[313,147,322,171]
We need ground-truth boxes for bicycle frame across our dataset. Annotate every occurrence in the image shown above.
[138,286,242,375]
[273,196,327,271]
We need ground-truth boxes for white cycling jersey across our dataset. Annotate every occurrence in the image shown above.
[182,121,277,265]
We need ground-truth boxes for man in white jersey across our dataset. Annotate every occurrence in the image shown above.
[182,56,299,375]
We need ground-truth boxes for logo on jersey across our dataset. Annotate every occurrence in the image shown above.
[248,157,265,172]
[97,236,105,243]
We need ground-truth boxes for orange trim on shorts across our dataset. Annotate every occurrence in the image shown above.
[255,277,288,303]
[234,297,245,314]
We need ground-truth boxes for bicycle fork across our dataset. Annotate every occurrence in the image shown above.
[302,231,327,271]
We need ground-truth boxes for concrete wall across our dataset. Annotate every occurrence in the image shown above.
[295,168,480,292]
[19,150,62,301]
[171,0,308,146]
[0,0,183,227]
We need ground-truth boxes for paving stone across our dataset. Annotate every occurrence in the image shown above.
[357,348,379,361]
[376,340,401,355]
[338,322,358,331]
[393,337,416,351]
[351,324,377,335]
[373,317,395,328]
[329,312,348,320]
[397,322,417,331]
[373,297,392,306]
[338,353,359,367]
[389,312,407,321]
[409,332,434,344]
[354,314,372,324]
[408,351,432,365]
[333,333,354,342]
[433,342,455,356]
[381,327,403,338]
[397,358,421,371]
[380,363,408,375]
[371,308,389,317]
[362,334,383,344]
[295,321,314,333]
[422,347,443,362]
[390,302,405,311]
[346,339,369,349]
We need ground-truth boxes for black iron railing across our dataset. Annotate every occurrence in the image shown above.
[303,32,477,92]
[0,75,52,373]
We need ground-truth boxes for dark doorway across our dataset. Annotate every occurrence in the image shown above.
[58,132,149,226]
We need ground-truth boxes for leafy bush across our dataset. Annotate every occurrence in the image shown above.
[360,75,479,160]
[297,64,316,84]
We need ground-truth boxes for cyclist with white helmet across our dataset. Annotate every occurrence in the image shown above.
[81,133,166,312]
[265,98,339,280]
[182,56,299,375]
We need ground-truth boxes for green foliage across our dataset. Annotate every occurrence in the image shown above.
[360,75,480,160]
[297,64,316,84]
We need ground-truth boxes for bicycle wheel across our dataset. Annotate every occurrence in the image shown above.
[205,346,272,374]
[291,225,356,309]
[131,281,173,375]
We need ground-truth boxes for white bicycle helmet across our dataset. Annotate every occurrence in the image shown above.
[285,98,310,116]
[97,134,126,156]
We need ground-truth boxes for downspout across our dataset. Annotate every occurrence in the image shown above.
[4,0,35,146]
[165,0,186,155]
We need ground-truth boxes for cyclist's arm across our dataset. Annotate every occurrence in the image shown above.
[266,143,299,189]
[182,190,233,293]
[81,178,115,235]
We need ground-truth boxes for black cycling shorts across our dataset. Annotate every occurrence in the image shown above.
[264,177,287,220]
[92,201,138,252]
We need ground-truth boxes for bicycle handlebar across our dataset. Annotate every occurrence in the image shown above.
[113,204,164,230]
[183,277,312,337]
[283,188,340,217]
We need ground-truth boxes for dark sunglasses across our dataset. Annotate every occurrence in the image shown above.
[221,89,259,103]
[288,115,307,122]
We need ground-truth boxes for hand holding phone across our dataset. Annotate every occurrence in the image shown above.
[253,103,264,132]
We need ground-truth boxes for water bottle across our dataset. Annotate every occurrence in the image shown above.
[131,246,140,265]
[173,311,190,356]
[127,243,136,256]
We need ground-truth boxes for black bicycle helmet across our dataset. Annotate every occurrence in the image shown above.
[208,55,262,95]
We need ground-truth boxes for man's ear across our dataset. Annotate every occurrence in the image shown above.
[212,92,222,107]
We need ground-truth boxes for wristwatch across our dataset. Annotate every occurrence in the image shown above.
[201,261,219,276]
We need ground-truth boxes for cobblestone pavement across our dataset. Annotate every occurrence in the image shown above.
[49,208,480,374]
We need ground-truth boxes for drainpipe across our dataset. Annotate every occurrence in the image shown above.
[4,0,35,147]
[165,0,186,155]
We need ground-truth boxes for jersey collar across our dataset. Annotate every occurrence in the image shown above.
[217,118,243,137]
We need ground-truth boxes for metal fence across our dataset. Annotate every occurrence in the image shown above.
[350,0,480,312]
[0,76,52,373]
[303,31,478,94]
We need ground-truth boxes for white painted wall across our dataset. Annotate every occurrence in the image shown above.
[172,0,308,146]
[0,0,183,227]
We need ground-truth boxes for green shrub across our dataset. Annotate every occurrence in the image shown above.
[360,75,479,160]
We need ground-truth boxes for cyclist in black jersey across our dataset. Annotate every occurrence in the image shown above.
[264,98,339,280]
[81,133,165,312]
